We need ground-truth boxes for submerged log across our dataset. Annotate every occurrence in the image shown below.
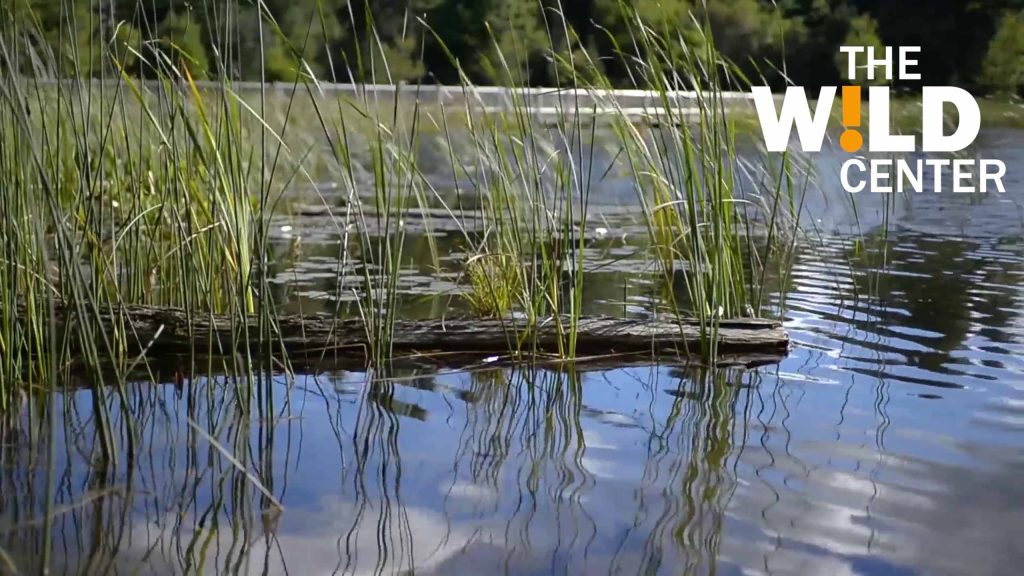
[46,305,789,367]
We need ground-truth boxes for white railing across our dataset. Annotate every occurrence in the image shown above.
[29,79,757,123]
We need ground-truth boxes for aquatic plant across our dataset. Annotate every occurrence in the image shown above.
[0,0,802,410]
[0,3,808,572]
[462,253,524,318]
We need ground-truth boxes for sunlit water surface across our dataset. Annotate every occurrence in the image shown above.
[3,131,1024,575]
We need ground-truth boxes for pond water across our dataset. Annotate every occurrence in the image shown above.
[3,131,1024,575]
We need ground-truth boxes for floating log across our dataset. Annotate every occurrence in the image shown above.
[44,305,789,368]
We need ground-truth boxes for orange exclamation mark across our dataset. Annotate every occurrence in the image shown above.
[840,86,863,153]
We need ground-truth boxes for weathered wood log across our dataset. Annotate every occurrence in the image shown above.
[45,304,789,367]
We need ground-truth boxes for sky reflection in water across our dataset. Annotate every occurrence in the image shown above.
[3,132,1024,575]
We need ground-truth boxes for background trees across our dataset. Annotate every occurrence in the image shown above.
[3,0,1023,94]
[981,10,1024,94]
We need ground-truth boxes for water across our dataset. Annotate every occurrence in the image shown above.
[3,131,1024,575]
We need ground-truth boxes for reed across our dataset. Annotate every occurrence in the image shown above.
[0,4,808,572]
[588,2,802,357]
[0,1,307,444]
[446,2,803,358]
[0,0,801,405]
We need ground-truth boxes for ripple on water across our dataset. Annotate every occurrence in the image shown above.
[8,135,1024,574]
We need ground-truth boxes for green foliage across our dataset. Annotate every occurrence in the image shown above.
[226,5,297,81]
[22,0,104,75]
[110,21,143,74]
[373,36,426,82]
[481,0,547,84]
[7,0,1019,89]
[590,0,691,80]
[703,0,789,68]
[0,0,814,385]
[980,10,1024,95]
[778,0,856,87]
[463,254,523,318]
[594,0,693,50]
[275,0,345,78]
[160,11,210,79]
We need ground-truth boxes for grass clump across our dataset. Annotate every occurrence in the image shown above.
[463,253,524,318]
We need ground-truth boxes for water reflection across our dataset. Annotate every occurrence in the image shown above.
[5,303,1021,575]
[0,362,757,574]
[6,134,1024,573]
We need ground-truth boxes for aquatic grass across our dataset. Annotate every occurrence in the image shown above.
[462,253,523,318]
[0,1,323,466]
[0,0,804,408]
[256,1,798,363]
[301,66,433,365]
[417,11,613,360]
[570,2,803,355]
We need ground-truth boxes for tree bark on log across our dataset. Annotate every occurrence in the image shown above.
[47,304,789,367]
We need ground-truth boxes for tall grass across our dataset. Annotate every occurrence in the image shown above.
[0,2,305,454]
[0,0,801,408]
[433,3,801,358]
[584,4,802,358]
[0,4,809,573]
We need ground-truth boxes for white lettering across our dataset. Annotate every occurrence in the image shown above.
[841,159,867,193]
[866,46,894,81]
[897,159,923,192]
[869,87,915,152]
[980,160,1006,193]
[953,159,975,192]
[871,159,893,192]
[926,159,951,192]
[922,87,981,152]
[840,46,865,81]
[899,46,921,80]
[752,86,836,152]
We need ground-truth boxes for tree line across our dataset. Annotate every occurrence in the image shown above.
[4,0,1024,94]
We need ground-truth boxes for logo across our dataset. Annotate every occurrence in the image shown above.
[751,46,1007,194]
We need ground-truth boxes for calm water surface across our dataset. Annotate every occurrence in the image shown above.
[2,131,1024,575]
